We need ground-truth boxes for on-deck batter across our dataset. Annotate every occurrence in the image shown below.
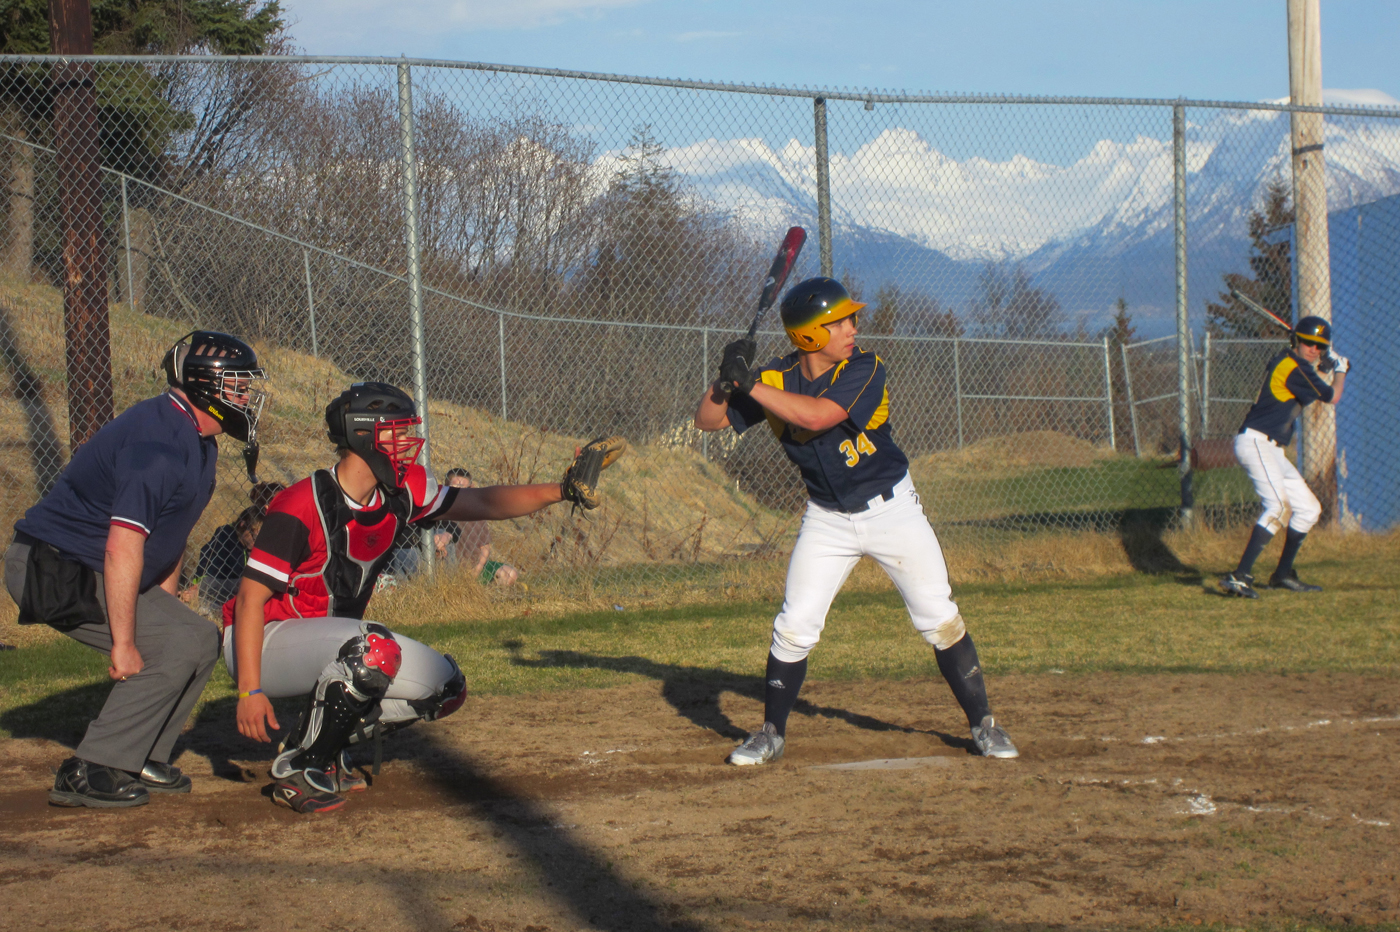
[1220,315,1348,599]
[694,277,1018,765]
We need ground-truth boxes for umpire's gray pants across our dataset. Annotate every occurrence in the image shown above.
[4,539,222,773]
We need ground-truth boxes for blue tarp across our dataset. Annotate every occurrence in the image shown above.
[1290,193,1400,531]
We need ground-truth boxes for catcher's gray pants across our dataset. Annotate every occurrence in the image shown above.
[221,616,457,728]
[4,539,222,773]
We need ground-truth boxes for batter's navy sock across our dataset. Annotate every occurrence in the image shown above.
[935,634,991,729]
[762,654,807,738]
[1235,524,1275,577]
[1274,528,1307,578]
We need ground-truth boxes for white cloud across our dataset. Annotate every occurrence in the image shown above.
[674,30,743,42]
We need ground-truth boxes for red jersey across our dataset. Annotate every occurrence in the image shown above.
[224,464,454,626]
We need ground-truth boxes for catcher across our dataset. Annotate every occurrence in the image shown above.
[224,381,624,813]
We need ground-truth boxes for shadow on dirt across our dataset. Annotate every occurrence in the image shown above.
[507,645,975,754]
[0,687,299,780]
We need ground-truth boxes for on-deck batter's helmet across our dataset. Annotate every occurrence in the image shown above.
[163,331,267,480]
[780,277,866,352]
[325,382,424,489]
[1291,316,1332,349]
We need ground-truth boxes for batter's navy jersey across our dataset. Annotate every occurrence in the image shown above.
[727,347,908,512]
[15,392,218,591]
[1239,349,1334,446]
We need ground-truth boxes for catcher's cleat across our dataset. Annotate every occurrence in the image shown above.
[727,722,785,766]
[138,760,192,794]
[328,750,367,794]
[1219,572,1260,599]
[50,757,150,808]
[971,715,1019,759]
[271,769,346,814]
[1269,571,1323,593]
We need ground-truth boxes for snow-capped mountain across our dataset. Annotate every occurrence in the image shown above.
[611,90,1400,335]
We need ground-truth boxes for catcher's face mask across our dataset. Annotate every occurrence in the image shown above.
[353,416,424,488]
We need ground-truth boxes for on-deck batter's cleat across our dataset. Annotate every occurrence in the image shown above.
[328,749,367,793]
[50,757,150,808]
[727,722,785,766]
[971,716,1019,759]
[271,769,346,813]
[138,760,192,794]
[1268,571,1322,593]
[1219,572,1260,599]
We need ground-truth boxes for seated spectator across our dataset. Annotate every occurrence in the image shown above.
[435,469,518,587]
[250,481,286,511]
[186,507,263,614]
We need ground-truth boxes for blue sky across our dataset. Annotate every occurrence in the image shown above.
[285,0,1400,102]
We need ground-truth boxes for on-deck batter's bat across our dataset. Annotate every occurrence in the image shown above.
[1229,288,1292,332]
[718,227,806,393]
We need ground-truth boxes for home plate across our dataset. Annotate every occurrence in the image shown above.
[810,756,956,771]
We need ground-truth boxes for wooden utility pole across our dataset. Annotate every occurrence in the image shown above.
[50,0,113,449]
[1287,0,1336,521]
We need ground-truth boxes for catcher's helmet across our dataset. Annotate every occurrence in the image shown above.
[780,277,866,352]
[1291,316,1332,349]
[162,331,267,480]
[325,382,424,489]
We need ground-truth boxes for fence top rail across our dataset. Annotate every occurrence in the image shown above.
[4,54,1400,117]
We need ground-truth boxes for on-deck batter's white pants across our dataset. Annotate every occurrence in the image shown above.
[770,473,965,663]
[222,616,458,728]
[1233,428,1321,535]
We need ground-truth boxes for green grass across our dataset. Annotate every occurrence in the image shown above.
[3,543,1395,739]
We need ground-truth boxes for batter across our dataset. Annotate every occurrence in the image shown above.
[1220,315,1348,599]
[694,277,1018,764]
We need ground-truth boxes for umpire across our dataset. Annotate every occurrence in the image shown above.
[4,331,267,807]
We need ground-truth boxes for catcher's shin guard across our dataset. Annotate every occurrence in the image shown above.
[346,653,467,747]
[272,624,402,778]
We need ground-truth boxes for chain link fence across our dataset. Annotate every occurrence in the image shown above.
[1,55,1397,603]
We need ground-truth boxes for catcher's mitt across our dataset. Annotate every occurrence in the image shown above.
[561,436,628,510]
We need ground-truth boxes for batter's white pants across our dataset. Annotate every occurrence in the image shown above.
[222,617,458,728]
[1234,429,1321,534]
[770,474,966,663]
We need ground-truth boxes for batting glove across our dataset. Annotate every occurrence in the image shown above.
[1326,348,1350,374]
[718,339,758,393]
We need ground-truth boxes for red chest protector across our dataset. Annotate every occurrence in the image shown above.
[299,469,412,619]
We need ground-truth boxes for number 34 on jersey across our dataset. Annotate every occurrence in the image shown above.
[839,432,877,467]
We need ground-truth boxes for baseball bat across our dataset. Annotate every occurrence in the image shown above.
[1229,288,1292,332]
[746,226,807,340]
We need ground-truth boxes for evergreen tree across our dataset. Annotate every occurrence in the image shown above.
[1205,177,1294,338]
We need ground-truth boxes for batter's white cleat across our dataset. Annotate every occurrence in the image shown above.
[971,716,1019,759]
[727,722,785,766]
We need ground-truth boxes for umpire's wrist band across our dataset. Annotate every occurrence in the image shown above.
[238,688,264,699]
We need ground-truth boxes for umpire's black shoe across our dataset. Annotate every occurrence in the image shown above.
[138,760,192,794]
[1219,572,1260,599]
[50,757,150,808]
[1269,571,1323,593]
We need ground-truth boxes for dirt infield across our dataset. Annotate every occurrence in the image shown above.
[1,672,1397,931]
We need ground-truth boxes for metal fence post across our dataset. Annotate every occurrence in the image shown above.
[814,96,833,278]
[1121,342,1141,457]
[1201,330,1211,436]
[1101,335,1115,450]
[1173,102,1193,524]
[302,247,318,358]
[701,327,709,460]
[121,174,135,309]
[398,60,433,576]
[498,310,507,421]
[953,337,964,449]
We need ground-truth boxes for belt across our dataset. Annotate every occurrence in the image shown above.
[1239,427,1281,448]
[846,487,897,514]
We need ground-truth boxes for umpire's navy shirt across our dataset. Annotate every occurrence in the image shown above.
[727,346,909,512]
[16,392,219,591]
